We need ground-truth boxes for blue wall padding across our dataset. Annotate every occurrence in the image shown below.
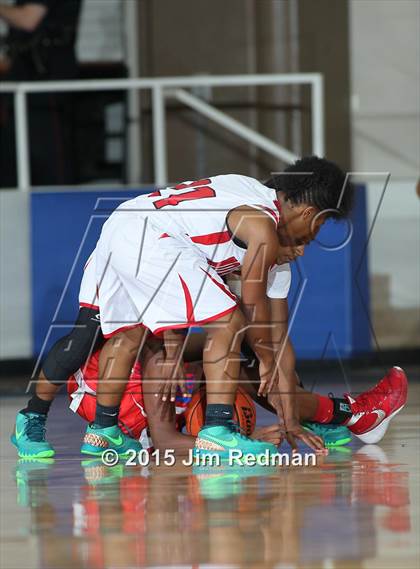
[31,190,147,358]
[31,185,370,359]
[287,185,370,357]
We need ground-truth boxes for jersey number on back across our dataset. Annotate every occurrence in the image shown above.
[152,179,216,210]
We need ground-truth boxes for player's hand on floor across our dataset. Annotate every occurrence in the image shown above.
[283,424,328,455]
[252,424,283,446]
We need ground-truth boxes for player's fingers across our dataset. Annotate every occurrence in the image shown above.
[263,425,283,439]
[159,398,173,421]
[263,424,282,434]
[154,379,163,397]
[161,380,171,402]
[258,378,269,397]
[156,381,166,398]
[178,377,189,399]
[307,433,324,448]
[301,433,327,453]
[253,425,279,440]
[170,381,177,402]
[266,434,281,445]
[286,433,298,453]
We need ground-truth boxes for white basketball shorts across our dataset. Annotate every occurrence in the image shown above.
[79,208,238,337]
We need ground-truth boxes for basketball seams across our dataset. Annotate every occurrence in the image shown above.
[185,386,256,436]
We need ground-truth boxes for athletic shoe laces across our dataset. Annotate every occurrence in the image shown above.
[25,415,47,442]
[349,380,390,414]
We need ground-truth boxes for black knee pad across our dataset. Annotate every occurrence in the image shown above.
[42,307,104,385]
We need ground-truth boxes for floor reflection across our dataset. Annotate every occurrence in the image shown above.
[12,443,413,569]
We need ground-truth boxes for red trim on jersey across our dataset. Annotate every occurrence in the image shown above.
[258,205,279,224]
[190,230,231,245]
[201,268,238,302]
[67,351,148,441]
[103,322,149,339]
[273,199,282,216]
[215,267,239,276]
[175,178,211,190]
[153,305,238,335]
[207,256,240,270]
[178,274,195,323]
[79,302,99,310]
[159,232,170,238]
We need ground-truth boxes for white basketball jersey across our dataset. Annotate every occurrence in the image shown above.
[119,174,282,277]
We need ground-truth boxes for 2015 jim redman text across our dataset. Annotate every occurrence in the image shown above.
[101,448,318,467]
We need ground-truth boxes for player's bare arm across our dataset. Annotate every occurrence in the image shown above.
[155,329,189,402]
[142,343,195,455]
[227,207,279,397]
[267,297,325,452]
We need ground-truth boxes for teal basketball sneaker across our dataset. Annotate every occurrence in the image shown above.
[11,411,55,458]
[303,421,351,447]
[80,424,143,457]
[195,421,278,460]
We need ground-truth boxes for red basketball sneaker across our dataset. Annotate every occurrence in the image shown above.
[344,367,408,444]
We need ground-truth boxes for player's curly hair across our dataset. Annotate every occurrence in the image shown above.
[264,156,354,219]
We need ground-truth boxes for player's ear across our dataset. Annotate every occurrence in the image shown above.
[302,206,316,221]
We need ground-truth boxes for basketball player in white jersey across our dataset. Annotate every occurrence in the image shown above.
[12,156,354,460]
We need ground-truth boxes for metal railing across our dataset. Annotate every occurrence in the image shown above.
[0,73,325,191]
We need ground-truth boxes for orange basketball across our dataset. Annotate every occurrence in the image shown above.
[184,386,256,436]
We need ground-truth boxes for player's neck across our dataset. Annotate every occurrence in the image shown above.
[275,191,286,220]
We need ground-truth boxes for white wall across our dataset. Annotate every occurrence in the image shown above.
[366,179,419,309]
[350,0,420,347]
[0,191,32,359]
[350,0,419,177]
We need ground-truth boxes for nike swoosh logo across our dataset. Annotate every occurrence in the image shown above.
[367,409,386,430]
[15,429,23,440]
[105,434,123,446]
[206,436,239,448]
[347,407,386,429]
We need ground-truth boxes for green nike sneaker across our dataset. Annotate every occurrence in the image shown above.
[11,411,55,458]
[195,422,277,460]
[80,424,142,457]
[303,422,352,447]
